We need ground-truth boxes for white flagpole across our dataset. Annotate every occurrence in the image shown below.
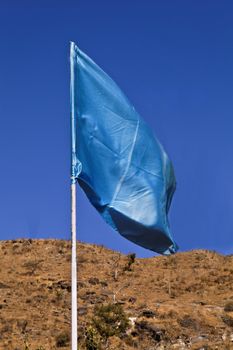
[71,182,77,350]
[70,41,78,350]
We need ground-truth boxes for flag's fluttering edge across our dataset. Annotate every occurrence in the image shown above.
[70,42,178,255]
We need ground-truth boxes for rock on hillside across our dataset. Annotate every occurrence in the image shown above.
[0,239,233,349]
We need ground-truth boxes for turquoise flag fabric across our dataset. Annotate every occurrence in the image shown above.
[70,42,178,255]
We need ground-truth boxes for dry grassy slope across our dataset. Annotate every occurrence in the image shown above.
[0,239,232,349]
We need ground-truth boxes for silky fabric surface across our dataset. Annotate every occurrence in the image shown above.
[70,42,178,255]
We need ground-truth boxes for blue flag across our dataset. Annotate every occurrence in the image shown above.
[70,42,178,255]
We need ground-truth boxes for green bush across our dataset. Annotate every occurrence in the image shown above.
[85,325,102,350]
[92,303,129,340]
[124,253,136,271]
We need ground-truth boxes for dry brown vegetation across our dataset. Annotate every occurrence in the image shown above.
[0,239,233,349]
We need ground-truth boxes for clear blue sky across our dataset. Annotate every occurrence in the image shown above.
[0,1,232,256]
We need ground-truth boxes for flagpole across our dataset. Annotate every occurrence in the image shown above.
[70,41,78,350]
[71,182,77,350]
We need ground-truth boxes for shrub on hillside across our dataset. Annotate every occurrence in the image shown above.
[92,303,129,339]
[124,253,136,271]
[85,325,102,350]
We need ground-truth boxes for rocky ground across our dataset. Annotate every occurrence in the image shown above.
[0,239,232,349]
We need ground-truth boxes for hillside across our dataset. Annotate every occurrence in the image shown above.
[0,239,232,349]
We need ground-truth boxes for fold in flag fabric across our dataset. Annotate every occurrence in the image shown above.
[70,42,178,255]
